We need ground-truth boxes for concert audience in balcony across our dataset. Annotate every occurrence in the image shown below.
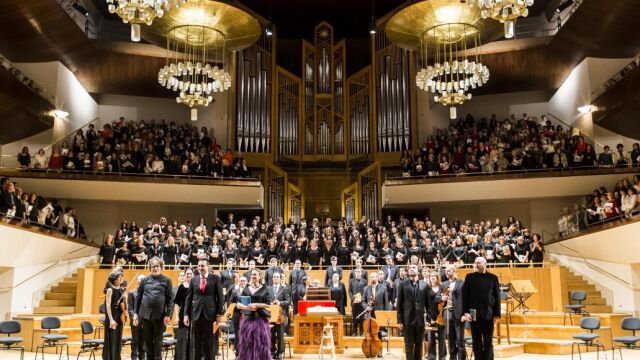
[15,117,251,178]
[402,112,638,177]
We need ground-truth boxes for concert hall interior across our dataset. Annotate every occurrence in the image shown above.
[1,0,640,359]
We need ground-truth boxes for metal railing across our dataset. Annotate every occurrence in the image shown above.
[514,0,584,39]
[0,53,56,104]
[591,55,640,101]
[545,211,640,245]
[0,210,101,245]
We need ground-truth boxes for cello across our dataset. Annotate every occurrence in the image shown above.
[361,296,382,358]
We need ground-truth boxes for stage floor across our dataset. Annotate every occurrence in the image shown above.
[2,349,634,360]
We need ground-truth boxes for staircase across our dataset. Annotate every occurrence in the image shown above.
[501,264,620,355]
[32,273,78,315]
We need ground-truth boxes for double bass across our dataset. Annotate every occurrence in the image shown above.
[361,296,382,357]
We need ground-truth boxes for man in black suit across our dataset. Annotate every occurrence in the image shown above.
[267,273,290,359]
[227,276,247,353]
[349,259,369,282]
[133,258,173,360]
[363,272,391,315]
[127,275,146,360]
[264,257,284,286]
[288,260,306,287]
[291,275,308,315]
[462,257,501,360]
[396,264,430,360]
[442,265,466,360]
[220,259,236,288]
[324,256,343,286]
[184,259,225,360]
[381,255,398,283]
[348,268,368,336]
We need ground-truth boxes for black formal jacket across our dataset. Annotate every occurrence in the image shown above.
[324,266,343,287]
[220,268,236,288]
[288,268,306,286]
[396,279,429,327]
[184,273,225,321]
[441,278,464,321]
[348,277,368,305]
[349,268,369,282]
[363,282,391,311]
[461,271,501,321]
[329,282,348,315]
[264,267,284,287]
[127,289,138,320]
[291,283,307,314]
[227,285,245,324]
[267,284,291,316]
[135,274,173,321]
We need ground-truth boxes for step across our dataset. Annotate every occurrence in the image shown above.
[57,280,77,287]
[39,299,76,307]
[582,297,607,305]
[494,343,525,358]
[500,324,612,345]
[509,312,628,327]
[50,285,77,293]
[33,306,76,314]
[568,283,596,291]
[585,304,613,313]
[511,338,577,355]
[45,292,76,300]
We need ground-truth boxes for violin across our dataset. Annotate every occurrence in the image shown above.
[117,272,141,325]
[436,287,450,326]
[361,296,382,358]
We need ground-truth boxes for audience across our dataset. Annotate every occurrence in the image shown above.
[400,112,638,177]
[0,177,84,238]
[557,174,640,237]
[100,213,544,269]
[13,117,252,179]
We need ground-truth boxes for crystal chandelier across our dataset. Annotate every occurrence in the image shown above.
[158,25,231,120]
[468,0,534,38]
[106,0,186,42]
[416,22,489,119]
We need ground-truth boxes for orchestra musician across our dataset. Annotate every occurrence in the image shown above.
[104,271,125,360]
[324,256,343,286]
[268,272,291,360]
[220,259,236,288]
[288,259,307,287]
[396,264,430,360]
[348,268,368,336]
[441,265,466,360]
[329,273,347,315]
[427,271,447,360]
[127,275,145,360]
[264,257,284,286]
[227,276,247,355]
[349,258,369,282]
[363,272,391,318]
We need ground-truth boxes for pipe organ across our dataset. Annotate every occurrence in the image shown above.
[359,163,381,222]
[375,27,412,153]
[276,68,300,156]
[347,67,372,156]
[236,33,274,154]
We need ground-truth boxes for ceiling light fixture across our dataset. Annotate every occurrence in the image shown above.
[468,0,534,39]
[106,0,186,42]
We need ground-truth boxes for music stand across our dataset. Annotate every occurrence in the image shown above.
[375,310,401,359]
[509,280,537,313]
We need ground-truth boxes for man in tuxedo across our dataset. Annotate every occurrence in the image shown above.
[348,268,368,336]
[127,275,146,360]
[363,272,391,315]
[264,257,284,286]
[288,259,306,287]
[462,257,501,360]
[324,256,343,286]
[133,258,173,360]
[396,264,430,360]
[220,259,236,288]
[268,273,291,359]
[441,265,466,360]
[184,259,225,360]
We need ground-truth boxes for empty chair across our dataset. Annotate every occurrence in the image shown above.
[564,290,590,325]
[572,317,605,360]
[35,316,69,360]
[612,317,640,360]
[95,303,106,339]
[0,320,24,360]
[219,321,236,360]
[77,321,103,360]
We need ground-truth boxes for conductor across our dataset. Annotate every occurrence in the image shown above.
[461,257,501,360]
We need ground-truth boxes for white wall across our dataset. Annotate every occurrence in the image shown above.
[0,256,95,319]
[2,62,99,156]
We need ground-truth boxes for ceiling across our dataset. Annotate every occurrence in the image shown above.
[0,0,638,100]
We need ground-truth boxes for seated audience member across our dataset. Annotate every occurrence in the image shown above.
[33,149,48,169]
[17,146,31,168]
[614,143,630,167]
[598,145,614,167]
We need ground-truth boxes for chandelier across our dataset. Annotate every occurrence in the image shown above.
[416,22,490,119]
[106,0,186,42]
[158,25,231,120]
[468,0,534,38]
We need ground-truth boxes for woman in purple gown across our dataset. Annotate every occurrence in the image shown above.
[236,269,272,360]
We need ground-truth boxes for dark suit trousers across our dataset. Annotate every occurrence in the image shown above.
[351,303,364,335]
[271,323,285,355]
[447,316,466,360]
[192,319,215,360]
[141,319,163,360]
[428,324,447,360]
[470,319,494,360]
[130,324,145,360]
[404,324,425,360]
